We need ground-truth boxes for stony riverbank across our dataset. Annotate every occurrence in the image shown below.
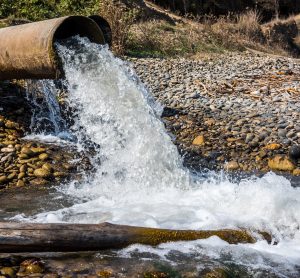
[129,51,300,175]
[0,81,91,190]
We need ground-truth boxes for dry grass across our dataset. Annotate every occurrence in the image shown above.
[236,10,265,43]
[99,0,139,55]
[126,8,299,58]
[127,20,231,57]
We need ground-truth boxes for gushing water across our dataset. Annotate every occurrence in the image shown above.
[26,80,67,136]
[16,37,300,276]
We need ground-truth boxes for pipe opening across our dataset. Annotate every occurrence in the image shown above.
[54,16,105,45]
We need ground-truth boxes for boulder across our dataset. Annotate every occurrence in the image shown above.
[268,155,295,171]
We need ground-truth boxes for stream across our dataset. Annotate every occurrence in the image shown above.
[1,36,300,277]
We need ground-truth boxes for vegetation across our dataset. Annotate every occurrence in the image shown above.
[0,0,99,20]
[0,0,299,57]
[0,0,138,55]
[148,0,300,21]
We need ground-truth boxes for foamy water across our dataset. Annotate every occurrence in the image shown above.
[14,37,300,276]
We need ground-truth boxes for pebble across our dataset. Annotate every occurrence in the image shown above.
[268,155,295,171]
[1,147,15,153]
[33,168,52,179]
[0,267,15,277]
[38,153,49,161]
[224,161,240,171]
[16,180,25,187]
[192,135,205,146]
[289,145,300,160]
[0,176,7,184]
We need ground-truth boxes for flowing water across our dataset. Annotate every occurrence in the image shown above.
[9,36,300,277]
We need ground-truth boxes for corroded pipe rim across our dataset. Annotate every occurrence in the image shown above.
[89,15,112,46]
[48,16,106,78]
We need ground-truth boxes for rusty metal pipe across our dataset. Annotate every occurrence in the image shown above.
[89,15,112,47]
[0,16,106,80]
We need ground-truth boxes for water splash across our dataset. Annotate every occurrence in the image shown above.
[16,36,300,276]
[25,79,69,138]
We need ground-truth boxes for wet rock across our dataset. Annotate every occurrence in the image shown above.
[268,155,295,171]
[19,259,44,275]
[38,153,49,161]
[31,147,46,154]
[289,145,300,160]
[53,172,67,178]
[20,147,34,157]
[19,164,27,173]
[1,147,15,153]
[0,175,8,184]
[18,172,25,180]
[192,135,205,146]
[293,168,300,176]
[42,163,53,173]
[264,143,281,150]
[162,107,181,117]
[30,178,49,186]
[33,168,52,179]
[62,163,75,170]
[16,180,25,187]
[5,120,19,130]
[0,267,16,278]
[224,161,239,171]
[96,269,114,277]
[7,172,17,180]
[203,268,229,278]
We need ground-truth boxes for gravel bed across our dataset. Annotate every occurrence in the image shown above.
[128,51,300,174]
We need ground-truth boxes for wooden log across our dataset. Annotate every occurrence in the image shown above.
[0,222,271,253]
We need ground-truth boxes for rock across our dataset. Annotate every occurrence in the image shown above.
[224,161,239,171]
[268,155,295,171]
[2,141,16,146]
[20,259,44,274]
[192,135,205,146]
[264,143,281,150]
[33,168,52,179]
[18,153,29,159]
[21,147,35,157]
[1,147,15,153]
[7,172,16,180]
[278,129,287,138]
[30,178,48,186]
[0,267,16,278]
[18,172,25,179]
[17,180,25,187]
[289,145,300,160]
[19,164,27,172]
[203,268,229,278]
[5,120,19,129]
[96,270,114,278]
[31,147,46,154]
[63,163,75,170]
[0,176,8,184]
[42,163,53,172]
[39,153,49,161]
[293,169,300,176]
[53,172,67,178]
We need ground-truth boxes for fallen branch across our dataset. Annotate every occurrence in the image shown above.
[0,222,271,253]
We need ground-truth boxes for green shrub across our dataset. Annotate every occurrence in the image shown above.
[0,0,99,21]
